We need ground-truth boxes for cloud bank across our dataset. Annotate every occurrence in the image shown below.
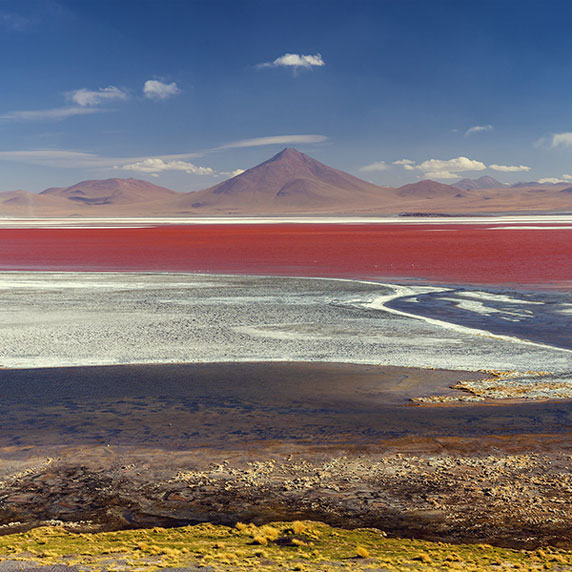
[119,158,213,175]
[489,164,531,172]
[551,132,572,148]
[68,86,128,107]
[405,156,487,179]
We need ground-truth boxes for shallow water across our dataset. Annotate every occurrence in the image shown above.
[388,287,572,350]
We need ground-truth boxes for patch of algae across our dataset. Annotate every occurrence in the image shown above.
[0,521,571,571]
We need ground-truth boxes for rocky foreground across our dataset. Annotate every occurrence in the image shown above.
[2,437,572,551]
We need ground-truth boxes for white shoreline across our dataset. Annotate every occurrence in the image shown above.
[0,272,570,383]
[1,214,572,228]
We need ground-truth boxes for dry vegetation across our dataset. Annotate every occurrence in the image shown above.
[1,520,571,571]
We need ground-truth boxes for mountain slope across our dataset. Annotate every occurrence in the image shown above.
[397,180,465,199]
[175,148,391,213]
[453,176,505,190]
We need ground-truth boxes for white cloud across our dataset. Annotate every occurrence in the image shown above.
[257,53,325,70]
[538,177,566,184]
[489,164,531,172]
[0,11,30,30]
[393,159,415,165]
[218,168,246,178]
[551,132,572,148]
[359,160,388,172]
[216,134,327,150]
[3,85,128,122]
[465,124,493,137]
[562,174,572,181]
[0,107,105,121]
[416,157,486,173]
[0,149,105,167]
[143,80,181,101]
[423,171,459,180]
[397,156,486,180]
[68,86,128,107]
[220,168,245,177]
[0,149,202,170]
[119,158,214,175]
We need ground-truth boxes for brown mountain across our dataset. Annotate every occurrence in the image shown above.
[174,148,392,213]
[40,178,178,206]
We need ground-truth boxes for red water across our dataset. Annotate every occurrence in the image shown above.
[1,224,571,287]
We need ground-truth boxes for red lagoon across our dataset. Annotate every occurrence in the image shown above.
[1,223,571,287]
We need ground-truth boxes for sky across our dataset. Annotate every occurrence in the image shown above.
[2,0,572,192]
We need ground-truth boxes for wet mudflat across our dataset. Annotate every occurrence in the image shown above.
[1,361,572,456]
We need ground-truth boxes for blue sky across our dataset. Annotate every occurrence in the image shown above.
[2,0,572,192]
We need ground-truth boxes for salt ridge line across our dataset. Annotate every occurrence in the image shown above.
[355,282,572,355]
[272,274,572,354]
[456,291,543,305]
[2,269,566,353]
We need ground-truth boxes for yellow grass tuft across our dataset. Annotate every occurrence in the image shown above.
[292,521,307,535]
[355,545,370,558]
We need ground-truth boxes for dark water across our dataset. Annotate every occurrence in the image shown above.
[1,362,572,452]
[388,287,572,350]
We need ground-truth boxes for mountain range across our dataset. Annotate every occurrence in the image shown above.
[1,148,571,216]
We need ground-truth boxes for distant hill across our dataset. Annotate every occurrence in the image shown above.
[175,148,391,213]
[40,178,178,206]
[0,189,73,215]
[453,176,505,190]
[509,181,569,189]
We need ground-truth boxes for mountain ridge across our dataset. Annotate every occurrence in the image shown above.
[453,176,505,190]
[178,148,390,212]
